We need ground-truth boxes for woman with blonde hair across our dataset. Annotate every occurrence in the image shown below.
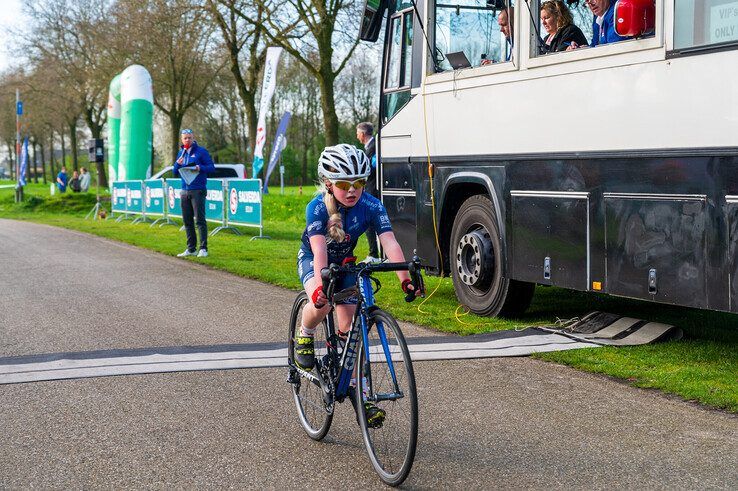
[294,144,418,425]
[540,0,588,53]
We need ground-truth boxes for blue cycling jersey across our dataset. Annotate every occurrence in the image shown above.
[300,192,392,264]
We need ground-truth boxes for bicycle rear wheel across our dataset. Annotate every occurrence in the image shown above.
[288,292,333,441]
[356,308,418,486]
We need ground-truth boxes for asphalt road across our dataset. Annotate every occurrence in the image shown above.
[1,219,736,489]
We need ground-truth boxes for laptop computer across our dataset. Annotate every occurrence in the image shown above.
[445,51,472,70]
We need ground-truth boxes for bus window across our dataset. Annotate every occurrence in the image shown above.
[385,10,413,90]
[533,0,594,55]
[383,9,414,123]
[533,0,654,56]
[434,0,514,70]
[674,0,738,50]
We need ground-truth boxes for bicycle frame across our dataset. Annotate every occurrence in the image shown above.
[333,272,402,402]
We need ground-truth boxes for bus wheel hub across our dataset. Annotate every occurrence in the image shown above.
[456,229,493,288]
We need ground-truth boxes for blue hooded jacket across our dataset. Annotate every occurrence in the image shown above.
[173,141,215,190]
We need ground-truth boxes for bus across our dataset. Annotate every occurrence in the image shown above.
[359,0,738,317]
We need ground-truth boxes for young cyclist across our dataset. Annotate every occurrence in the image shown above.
[295,144,418,425]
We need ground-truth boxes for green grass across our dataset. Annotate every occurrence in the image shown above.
[1,182,737,413]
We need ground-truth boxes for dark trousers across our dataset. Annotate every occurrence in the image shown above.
[365,170,379,257]
[181,189,207,252]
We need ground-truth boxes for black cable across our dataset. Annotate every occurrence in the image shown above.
[522,0,548,53]
[409,0,442,72]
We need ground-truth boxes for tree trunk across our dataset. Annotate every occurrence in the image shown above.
[40,142,47,184]
[7,143,14,180]
[318,74,339,145]
[49,132,56,179]
[301,146,308,186]
[32,140,39,183]
[169,114,183,163]
[61,131,66,171]
[69,122,78,171]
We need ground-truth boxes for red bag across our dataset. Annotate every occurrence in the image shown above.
[614,0,655,37]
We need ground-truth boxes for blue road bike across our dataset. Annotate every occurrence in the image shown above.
[287,256,424,486]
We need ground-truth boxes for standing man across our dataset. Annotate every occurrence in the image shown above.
[56,166,68,193]
[79,167,91,192]
[174,129,215,258]
[356,121,380,263]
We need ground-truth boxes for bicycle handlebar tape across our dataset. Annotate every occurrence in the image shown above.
[312,285,326,308]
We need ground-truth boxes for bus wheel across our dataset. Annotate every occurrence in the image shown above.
[450,195,534,317]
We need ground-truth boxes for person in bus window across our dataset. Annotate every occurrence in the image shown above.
[539,0,588,53]
[481,5,514,65]
[567,0,630,50]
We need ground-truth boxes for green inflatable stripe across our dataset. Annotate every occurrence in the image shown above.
[119,65,153,180]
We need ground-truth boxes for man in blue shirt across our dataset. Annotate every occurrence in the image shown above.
[173,129,215,258]
[568,0,630,50]
[589,0,630,46]
[56,166,68,193]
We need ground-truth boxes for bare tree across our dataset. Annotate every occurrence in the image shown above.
[232,0,360,145]
[115,0,223,162]
[206,0,274,161]
[0,74,21,180]
[22,0,116,186]
[335,47,380,125]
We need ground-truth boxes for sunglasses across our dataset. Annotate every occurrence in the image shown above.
[331,178,367,191]
[181,129,193,135]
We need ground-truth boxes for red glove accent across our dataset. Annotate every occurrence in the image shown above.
[312,285,325,307]
[401,279,413,294]
[342,256,356,266]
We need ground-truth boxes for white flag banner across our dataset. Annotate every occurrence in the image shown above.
[252,46,283,178]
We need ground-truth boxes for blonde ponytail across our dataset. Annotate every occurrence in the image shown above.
[323,189,345,242]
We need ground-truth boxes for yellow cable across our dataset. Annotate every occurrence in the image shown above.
[412,42,486,331]
[414,71,445,314]
[454,304,484,326]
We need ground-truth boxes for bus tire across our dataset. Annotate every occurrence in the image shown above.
[449,195,534,317]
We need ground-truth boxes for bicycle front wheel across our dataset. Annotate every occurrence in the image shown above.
[357,308,418,486]
[288,292,333,441]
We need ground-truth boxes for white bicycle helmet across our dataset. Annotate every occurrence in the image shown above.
[318,144,370,180]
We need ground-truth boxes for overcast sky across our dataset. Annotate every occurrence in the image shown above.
[0,0,26,74]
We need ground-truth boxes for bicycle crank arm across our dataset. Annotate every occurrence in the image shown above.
[367,391,405,403]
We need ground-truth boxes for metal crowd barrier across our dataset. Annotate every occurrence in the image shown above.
[111,178,267,239]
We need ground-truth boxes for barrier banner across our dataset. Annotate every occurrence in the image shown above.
[144,179,166,216]
[165,179,183,218]
[227,179,263,230]
[205,179,225,222]
[125,180,144,214]
[112,181,127,213]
